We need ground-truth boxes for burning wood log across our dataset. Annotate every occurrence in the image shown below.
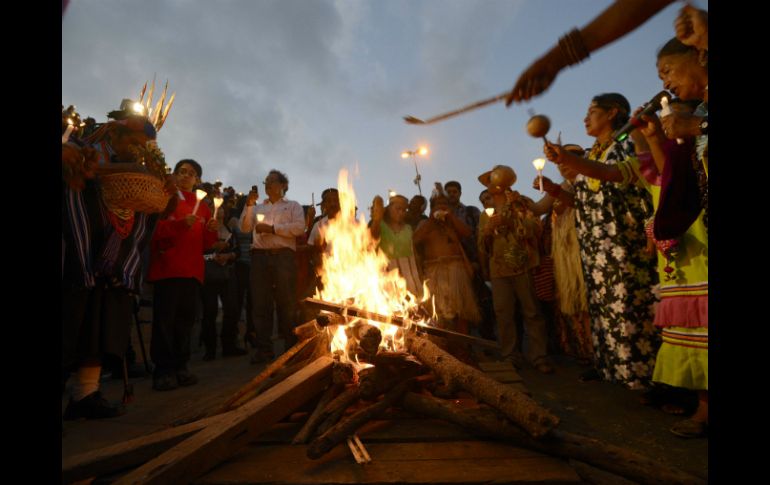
[406,334,559,438]
[358,324,382,358]
[307,378,417,460]
[293,312,346,341]
[304,297,500,349]
[401,392,706,485]
[313,385,361,438]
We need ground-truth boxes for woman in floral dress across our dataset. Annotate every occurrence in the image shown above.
[547,93,659,390]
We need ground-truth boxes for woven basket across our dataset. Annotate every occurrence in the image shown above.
[100,172,170,214]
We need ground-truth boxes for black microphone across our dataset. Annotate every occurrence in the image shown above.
[612,90,669,142]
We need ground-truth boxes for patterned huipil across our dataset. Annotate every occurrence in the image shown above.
[572,138,659,390]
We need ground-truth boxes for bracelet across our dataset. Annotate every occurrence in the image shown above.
[558,28,590,67]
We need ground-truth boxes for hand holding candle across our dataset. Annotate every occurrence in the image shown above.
[62,119,75,144]
[659,96,684,144]
[532,158,546,193]
[213,196,224,219]
[192,189,208,216]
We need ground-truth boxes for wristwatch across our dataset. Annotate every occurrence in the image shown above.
[699,117,708,135]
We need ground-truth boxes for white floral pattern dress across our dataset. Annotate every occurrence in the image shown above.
[572,139,659,390]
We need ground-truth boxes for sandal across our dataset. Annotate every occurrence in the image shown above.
[670,419,708,439]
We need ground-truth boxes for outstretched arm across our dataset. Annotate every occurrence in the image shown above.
[505,0,675,104]
[543,142,623,183]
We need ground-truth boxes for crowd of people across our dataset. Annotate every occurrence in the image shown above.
[61,2,708,441]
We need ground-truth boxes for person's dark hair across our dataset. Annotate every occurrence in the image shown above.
[657,37,698,60]
[175,159,202,178]
[409,195,426,208]
[478,189,489,202]
[591,93,630,130]
[267,169,289,191]
[444,181,462,193]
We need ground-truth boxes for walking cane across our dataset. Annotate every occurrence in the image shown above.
[122,358,134,404]
[134,296,153,374]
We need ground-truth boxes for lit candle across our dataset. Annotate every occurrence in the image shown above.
[213,196,224,219]
[533,158,546,193]
[388,189,397,198]
[192,189,207,215]
[256,213,265,223]
[485,207,494,217]
[660,96,684,144]
[61,119,74,144]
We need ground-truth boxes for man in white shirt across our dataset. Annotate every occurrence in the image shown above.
[239,170,305,363]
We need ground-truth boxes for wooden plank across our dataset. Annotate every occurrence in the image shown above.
[62,413,225,483]
[196,441,582,484]
[113,356,334,485]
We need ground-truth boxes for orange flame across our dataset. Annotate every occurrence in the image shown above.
[316,169,427,362]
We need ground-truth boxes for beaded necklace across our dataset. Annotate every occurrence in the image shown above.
[585,139,613,192]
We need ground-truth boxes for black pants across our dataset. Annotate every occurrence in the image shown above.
[200,265,239,352]
[250,250,298,355]
[150,278,200,375]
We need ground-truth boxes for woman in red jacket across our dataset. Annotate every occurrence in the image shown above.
[148,159,219,391]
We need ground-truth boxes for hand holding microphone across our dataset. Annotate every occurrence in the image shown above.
[612,90,669,143]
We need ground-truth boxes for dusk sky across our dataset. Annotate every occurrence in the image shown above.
[62,0,707,213]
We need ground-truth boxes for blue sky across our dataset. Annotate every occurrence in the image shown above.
[62,0,707,212]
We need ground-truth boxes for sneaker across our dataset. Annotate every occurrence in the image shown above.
[176,368,199,387]
[63,391,126,420]
[222,346,248,357]
[152,373,178,391]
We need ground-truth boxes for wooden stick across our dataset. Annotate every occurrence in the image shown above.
[314,385,361,438]
[307,378,415,459]
[352,434,372,462]
[401,392,706,485]
[406,334,559,438]
[403,91,509,125]
[212,335,317,415]
[112,356,334,485]
[291,383,344,445]
[62,413,225,483]
[303,297,499,349]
